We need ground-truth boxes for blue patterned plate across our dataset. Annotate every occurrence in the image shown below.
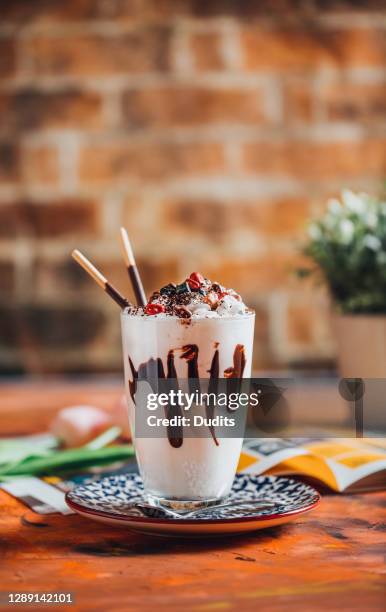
[66,474,320,536]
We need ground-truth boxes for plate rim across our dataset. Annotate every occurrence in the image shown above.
[65,474,321,526]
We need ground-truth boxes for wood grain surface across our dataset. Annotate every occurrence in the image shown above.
[0,383,385,611]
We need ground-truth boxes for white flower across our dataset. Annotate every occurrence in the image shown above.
[363,235,382,251]
[308,223,322,240]
[365,211,378,229]
[327,198,342,215]
[377,251,386,265]
[324,213,338,230]
[341,189,367,214]
[339,219,355,243]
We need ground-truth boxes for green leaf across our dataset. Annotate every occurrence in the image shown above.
[0,445,134,478]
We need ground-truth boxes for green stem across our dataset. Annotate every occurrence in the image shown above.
[0,445,134,477]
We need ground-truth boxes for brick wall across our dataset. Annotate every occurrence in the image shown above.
[0,1,385,374]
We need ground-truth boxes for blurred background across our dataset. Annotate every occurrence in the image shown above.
[0,0,385,376]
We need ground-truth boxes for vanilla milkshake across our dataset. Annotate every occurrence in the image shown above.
[121,272,255,508]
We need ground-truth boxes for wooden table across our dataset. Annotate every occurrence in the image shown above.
[0,382,385,611]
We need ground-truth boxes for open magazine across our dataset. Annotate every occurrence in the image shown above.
[238,438,386,492]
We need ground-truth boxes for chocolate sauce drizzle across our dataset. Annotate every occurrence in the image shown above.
[129,354,183,448]
[129,344,246,447]
[224,344,246,378]
[206,348,219,446]
[180,344,200,390]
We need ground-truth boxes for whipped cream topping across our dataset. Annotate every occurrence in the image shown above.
[126,273,251,319]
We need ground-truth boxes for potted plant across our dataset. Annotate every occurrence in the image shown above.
[299,189,386,377]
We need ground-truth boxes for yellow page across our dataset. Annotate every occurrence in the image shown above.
[267,454,339,490]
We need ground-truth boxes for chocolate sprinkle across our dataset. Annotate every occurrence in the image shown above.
[174,305,192,319]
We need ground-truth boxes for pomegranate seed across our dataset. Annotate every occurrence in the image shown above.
[187,278,200,290]
[189,272,204,285]
[145,303,165,315]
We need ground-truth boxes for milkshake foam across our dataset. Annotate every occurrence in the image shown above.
[125,272,251,320]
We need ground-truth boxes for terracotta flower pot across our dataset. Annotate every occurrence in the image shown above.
[333,314,386,377]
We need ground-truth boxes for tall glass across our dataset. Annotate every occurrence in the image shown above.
[121,312,255,509]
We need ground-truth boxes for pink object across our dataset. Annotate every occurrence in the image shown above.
[110,395,132,440]
[51,405,112,448]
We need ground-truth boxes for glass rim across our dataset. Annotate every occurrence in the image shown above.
[120,309,255,322]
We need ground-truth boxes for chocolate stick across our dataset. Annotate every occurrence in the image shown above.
[72,249,130,310]
[119,227,147,307]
